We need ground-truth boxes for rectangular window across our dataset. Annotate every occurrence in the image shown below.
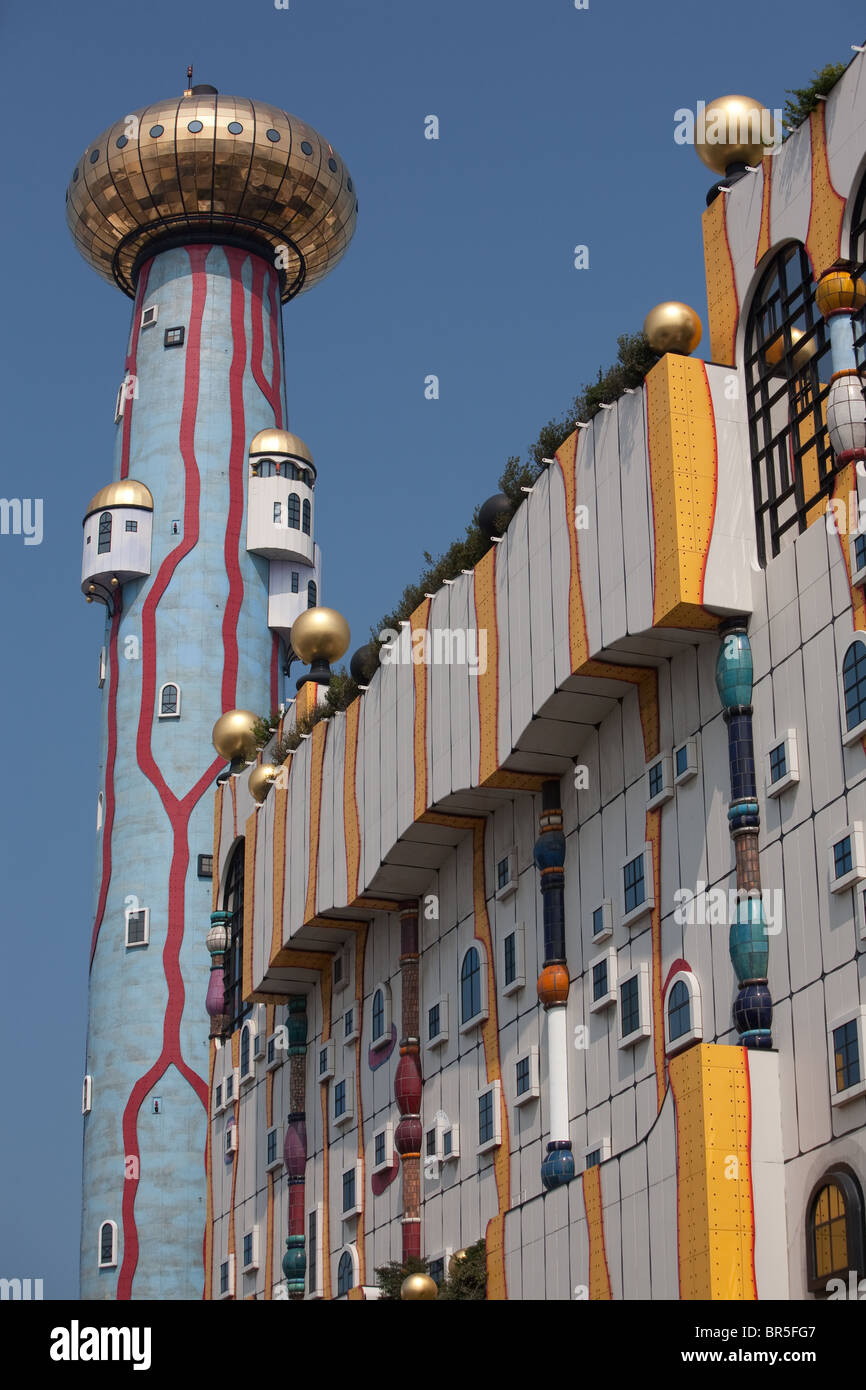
[243,1232,253,1267]
[375,1131,386,1167]
[220,1261,229,1295]
[833,1020,861,1092]
[478,1090,494,1147]
[585,1148,601,1169]
[225,1074,234,1102]
[345,1008,353,1038]
[675,745,688,778]
[267,1128,278,1166]
[197,854,213,879]
[648,761,664,799]
[333,954,343,985]
[856,534,866,574]
[504,933,516,986]
[291,571,299,594]
[215,1083,223,1110]
[442,1127,454,1157]
[334,1080,346,1117]
[592,906,604,937]
[308,1208,318,1297]
[164,326,185,348]
[515,1055,530,1096]
[125,909,148,947]
[125,519,138,532]
[768,743,787,783]
[428,1257,445,1286]
[834,837,853,879]
[267,1036,277,1065]
[592,959,608,1002]
[428,1003,440,1039]
[623,855,645,915]
[274,501,282,524]
[497,856,510,890]
[342,1167,355,1213]
[426,1127,437,1157]
[620,975,640,1038]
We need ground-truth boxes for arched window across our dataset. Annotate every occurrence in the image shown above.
[668,981,690,1037]
[372,989,384,1041]
[664,970,701,1054]
[98,1220,117,1269]
[263,459,281,478]
[222,841,250,1035]
[307,581,317,608]
[461,946,482,1024]
[287,494,300,529]
[97,511,112,555]
[337,1249,354,1297]
[843,640,866,732]
[745,242,833,564]
[806,1166,865,1293]
[240,1023,251,1078]
[159,682,180,718]
[302,498,311,534]
[370,983,391,1048]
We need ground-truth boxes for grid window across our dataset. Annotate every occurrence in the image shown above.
[342,1168,355,1213]
[160,683,178,715]
[504,932,516,986]
[668,980,691,1041]
[197,854,213,879]
[768,743,787,783]
[240,1027,250,1076]
[856,534,866,574]
[426,1127,437,1157]
[267,1128,278,1166]
[164,326,185,347]
[345,1008,354,1038]
[592,959,608,1002]
[126,910,147,945]
[620,975,640,1038]
[302,498,311,534]
[225,1074,234,1102]
[243,1232,253,1267]
[222,841,251,1034]
[515,1056,531,1097]
[442,1128,453,1157]
[648,761,664,799]
[497,856,510,889]
[372,989,385,1041]
[98,511,112,554]
[811,1182,849,1281]
[125,519,138,532]
[478,1089,494,1147]
[334,1080,346,1118]
[844,642,866,731]
[319,1047,329,1076]
[834,837,853,880]
[99,1222,115,1265]
[428,1257,445,1286]
[220,1260,229,1295]
[833,1020,861,1092]
[623,854,645,915]
[428,1003,440,1040]
[337,1250,353,1296]
[585,1149,601,1169]
[461,946,482,1022]
[375,1131,386,1167]
[287,494,300,529]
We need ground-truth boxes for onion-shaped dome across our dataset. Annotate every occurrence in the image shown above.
[816,268,866,317]
[84,479,154,521]
[66,88,357,302]
[249,428,314,465]
[537,963,570,1007]
[714,629,753,709]
[533,828,566,871]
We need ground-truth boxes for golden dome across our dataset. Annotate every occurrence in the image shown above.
[816,269,866,318]
[212,709,259,762]
[248,763,280,804]
[66,91,358,302]
[249,429,314,466]
[290,607,350,664]
[643,302,702,356]
[764,326,816,373]
[695,95,777,175]
[84,479,154,520]
[400,1273,438,1301]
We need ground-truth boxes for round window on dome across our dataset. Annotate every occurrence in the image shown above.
[149,124,164,138]
[187,120,203,133]
[266,128,280,142]
[227,121,243,134]
[115,135,128,149]
[300,140,313,156]
[347,178,353,192]
[328,157,338,172]
[89,150,99,164]
[73,168,80,181]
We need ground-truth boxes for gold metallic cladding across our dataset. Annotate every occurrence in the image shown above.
[249,429,313,465]
[66,94,357,301]
[212,709,259,761]
[290,607,350,664]
[643,301,702,356]
[84,479,154,518]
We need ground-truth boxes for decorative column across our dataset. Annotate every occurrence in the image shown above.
[715,620,772,1049]
[394,901,422,1260]
[815,263,866,470]
[534,780,575,1189]
[205,911,230,1037]
[282,996,308,1298]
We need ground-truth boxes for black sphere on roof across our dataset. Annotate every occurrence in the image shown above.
[350,643,380,685]
[478,492,513,537]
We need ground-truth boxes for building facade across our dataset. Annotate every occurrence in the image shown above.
[205,59,866,1300]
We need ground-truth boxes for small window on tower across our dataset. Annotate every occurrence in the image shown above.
[307,581,317,608]
[287,494,300,529]
[141,305,158,329]
[125,908,149,948]
[125,519,138,532]
[159,683,180,718]
[302,498,311,534]
[164,326,185,348]
[98,512,112,555]
[197,854,213,880]
[274,501,282,524]
[291,572,299,594]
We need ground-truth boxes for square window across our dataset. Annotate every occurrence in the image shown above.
[590,900,613,942]
[621,845,654,928]
[835,838,852,878]
[125,519,138,533]
[197,854,213,879]
[648,761,664,799]
[769,743,786,782]
[618,965,651,1048]
[646,755,673,809]
[163,326,185,348]
[141,305,158,328]
[674,739,698,785]
[828,824,866,892]
[501,923,525,995]
[765,730,799,797]
[514,1046,539,1105]
[476,1081,502,1154]
[828,1008,866,1103]
[588,949,617,1013]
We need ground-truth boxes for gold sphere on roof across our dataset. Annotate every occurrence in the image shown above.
[449,1249,468,1270]
[400,1273,438,1301]
[290,607,350,665]
[249,429,314,467]
[84,479,154,520]
[643,302,702,356]
[66,90,358,302]
[695,95,778,175]
[248,763,281,804]
[212,709,259,762]
[764,326,817,374]
[816,269,866,318]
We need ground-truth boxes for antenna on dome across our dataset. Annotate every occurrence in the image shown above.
[184,64,193,96]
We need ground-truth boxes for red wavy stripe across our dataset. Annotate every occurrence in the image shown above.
[267,269,283,428]
[221,249,248,711]
[89,608,122,966]
[250,258,283,425]
[120,261,151,481]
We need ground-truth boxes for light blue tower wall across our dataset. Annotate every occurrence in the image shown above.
[82,244,286,1299]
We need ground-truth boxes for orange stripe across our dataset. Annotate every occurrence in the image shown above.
[212,784,223,912]
[270,784,288,964]
[352,924,369,1286]
[265,1002,275,1299]
[805,104,845,277]
[204,1042,215,1299]
[304,720,328,923]
[343,698,362,903]
[582,1165,613,1299]
[320,964,333,1300]
[755,155,772,266]
[702,192,739,366]
[411,598,432,819]
[473,547,499,783]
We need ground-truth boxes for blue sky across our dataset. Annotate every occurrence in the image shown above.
[0,0,861,1299]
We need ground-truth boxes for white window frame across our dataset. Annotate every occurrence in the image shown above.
[98,1219,118,1269]
[343,1000,361,1045]
[495,846,518,901]
[97,791,104,832]
[850,527,866,589]
[856,881,866,941]
[621,843,654,929]
[266,1029,285,1071]
[224,1122,238,1157]
[501,922,525,995]
[317,1038,335,1083]
[265,1123,283,1173]
[513,1044,540,1105]
[645,753,673,809]
[98,646,107,688]
[827,1006,866,1105]
[114,384,125,423]
[82,1074,93,1115]
[241,1226,260,1274]
[459,942,489,1033]
[223,1068,238,1106]
[664,970,702,1054]
[618,963,652,1048]
[424,994,449,1050]
[439,1119,460,1161]
[839,635,866,745]
[828,823,866,893]
[425,1248,453,1289]
[673,738,698,786]
[588,947,617,1013]
[158,681,181,719]
[332,1072,355,1127]
[341,1160,363,1219]
[332,948,350,993]
[476,1079,502,1155]
[583,1138,611,1170]
[218,1253,235,1300]
[590,899,613,943]
[213,1082,224,1116]
[141,304,159,329]
[124,905,149,948]
[765,729,799,797]
[371,1121,394,1176]
[306,1203,324,1300]
[239,1020,257,1084]
[370,982,392,1050]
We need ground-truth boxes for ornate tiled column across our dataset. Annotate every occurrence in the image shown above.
[282,995,308,1297]
[394,901,422,1259]
[715,620,772,1048]
[205,911,230,1037]
[534,780,575,1189]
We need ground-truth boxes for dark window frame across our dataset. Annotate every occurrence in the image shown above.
[806,1165,866,1294]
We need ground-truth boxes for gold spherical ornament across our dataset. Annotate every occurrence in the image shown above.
[764,326,816,374]
[290,607,350,665]
[815,269,866,318]
[400,1273,438,1301]
[248,763,280,804]
[449,1249,468,1272]
[643,302,702,356]
[695,95,778,175]
[212,709,259,762]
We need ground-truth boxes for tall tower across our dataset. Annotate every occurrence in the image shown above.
[68,83,357,1299]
